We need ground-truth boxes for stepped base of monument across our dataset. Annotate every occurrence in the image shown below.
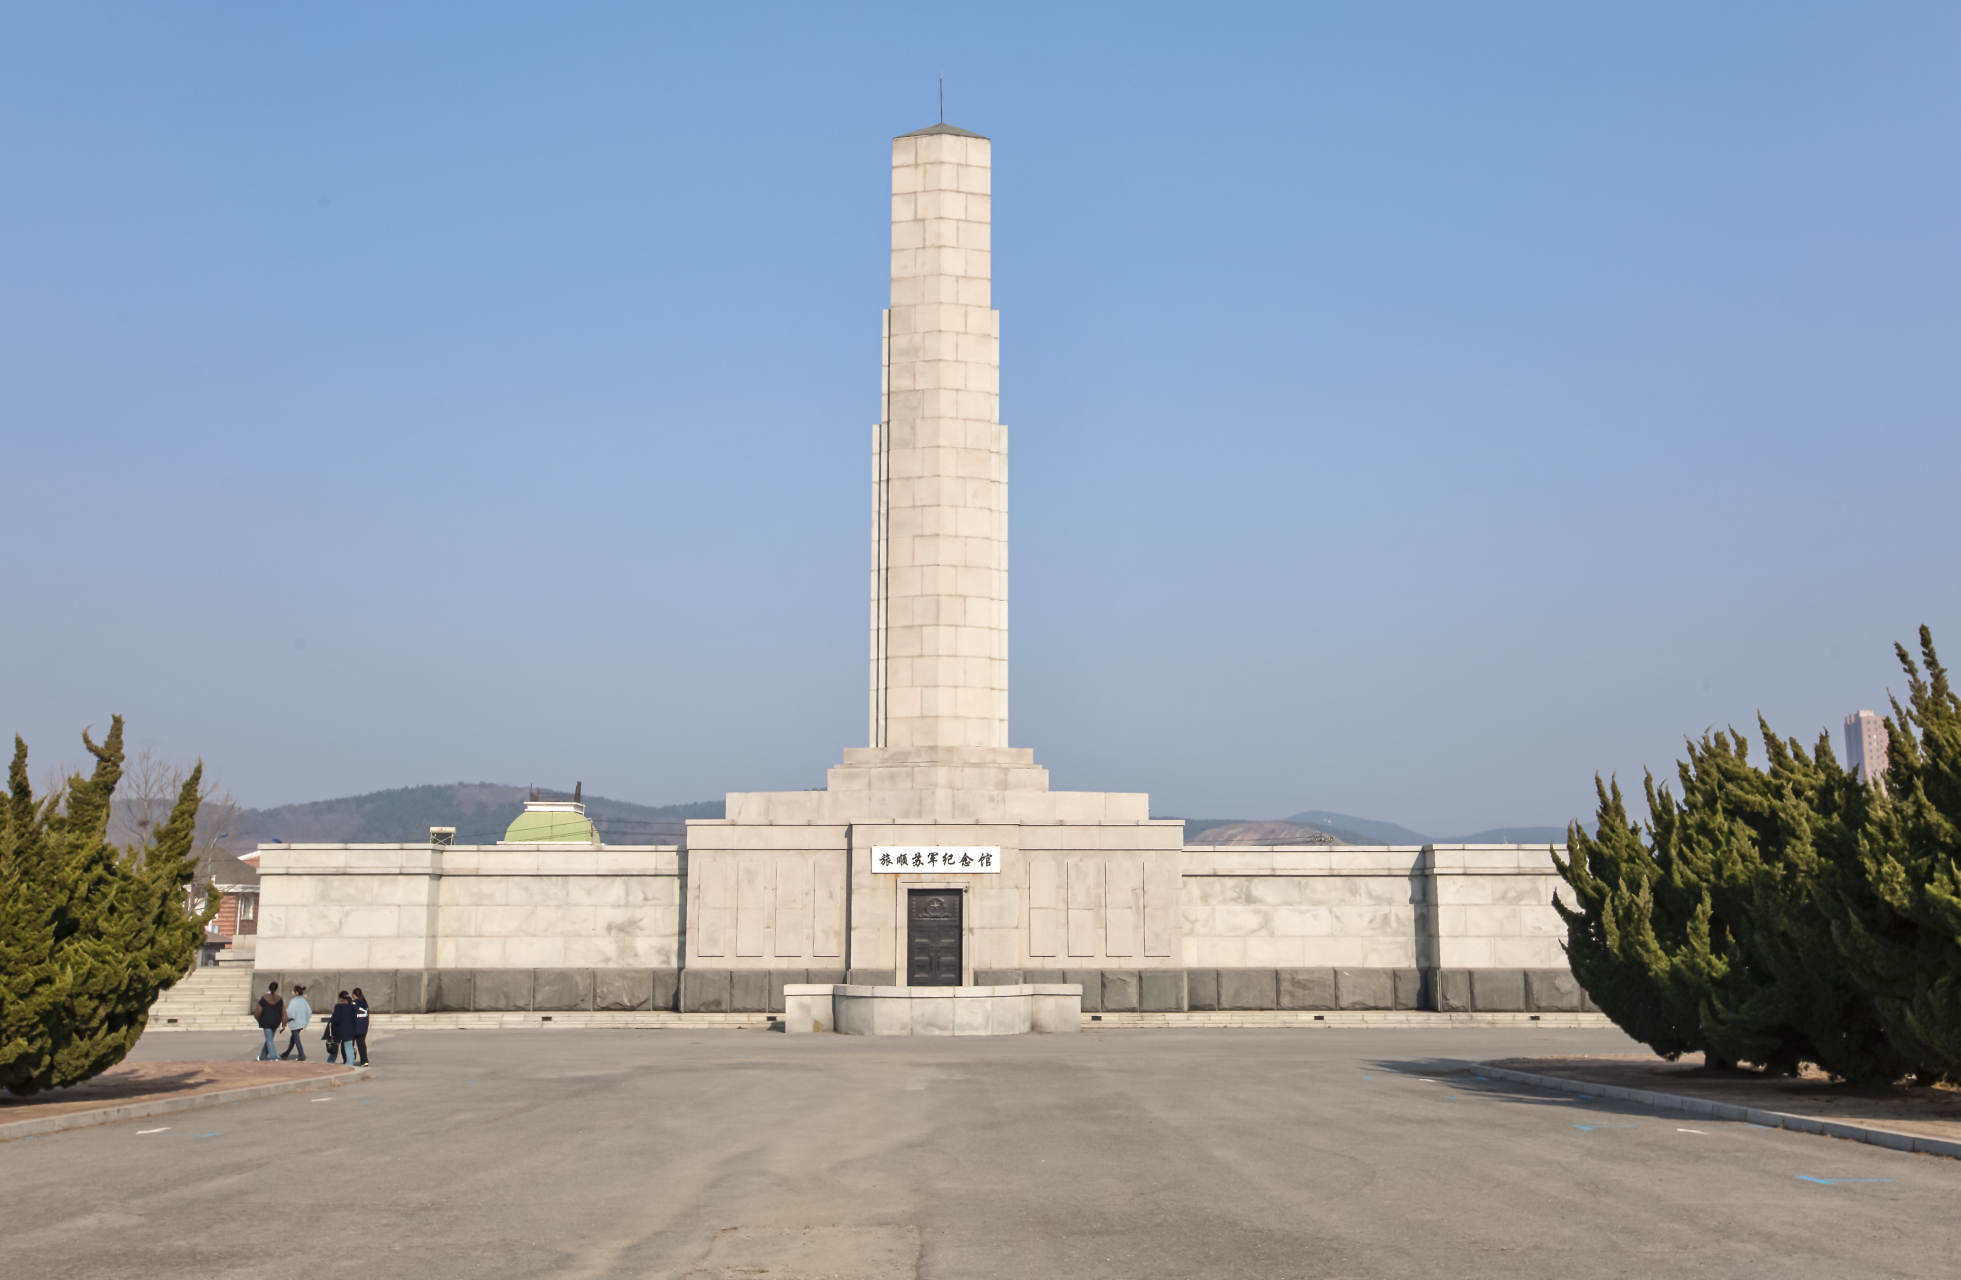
[785,983,1081,1035]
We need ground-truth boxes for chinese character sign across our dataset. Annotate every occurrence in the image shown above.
[870,847,1001,873]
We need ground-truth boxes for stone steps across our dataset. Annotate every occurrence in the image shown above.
[148,1015,261,1032]
[147,968,257,1028]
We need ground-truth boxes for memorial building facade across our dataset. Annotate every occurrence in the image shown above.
[253,124,1586,1018]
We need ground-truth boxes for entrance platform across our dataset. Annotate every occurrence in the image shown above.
[784,983,1082,1036]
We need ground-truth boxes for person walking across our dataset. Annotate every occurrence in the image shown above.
[350,987,372,1066]
[253,981,285,1061]
[328,992,362,1067]
[279,986,311,1061]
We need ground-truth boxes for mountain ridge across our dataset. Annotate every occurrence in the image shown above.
[220,784,1573,861]
[226,783,724,852]
[1161,810,1576,846]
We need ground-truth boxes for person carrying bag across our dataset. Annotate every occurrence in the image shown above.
[252,982,286,1061]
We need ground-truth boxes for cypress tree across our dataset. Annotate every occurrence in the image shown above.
[1557,637,1939,1083]
[1686,725,1910,1083]
[1556,729,1912,1080]
[0,718,219,1096]
[1817,628,1961,1079]
[1552,776,1715,1061]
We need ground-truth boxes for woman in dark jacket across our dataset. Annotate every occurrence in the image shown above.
[328,992,362,1066]
[350,987,371,1066]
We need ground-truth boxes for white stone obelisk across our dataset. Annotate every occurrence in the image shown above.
[687,122,1177,986]
[871,123,1006,753]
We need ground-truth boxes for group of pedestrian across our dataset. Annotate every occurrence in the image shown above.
[252,980,370,1066]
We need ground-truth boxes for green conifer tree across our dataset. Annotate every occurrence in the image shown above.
[1557,728,1911,1079]
[0,718,219,1096]
[1552,776,1715,1061]
[1816,628,1961,1079]
[1558,638,1938,1083]
[1685,725,1910,1083]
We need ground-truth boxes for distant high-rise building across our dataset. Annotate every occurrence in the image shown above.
[1844,710,1890,789]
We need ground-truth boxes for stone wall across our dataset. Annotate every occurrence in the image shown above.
[1179,844,1574,973]
[255,844,682,972]
[251,841,1584,1013]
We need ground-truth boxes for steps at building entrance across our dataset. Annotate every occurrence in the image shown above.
[146,965,258,1031]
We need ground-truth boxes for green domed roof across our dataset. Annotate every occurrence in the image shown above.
[502,802,598,844]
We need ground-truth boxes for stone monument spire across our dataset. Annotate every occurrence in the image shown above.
[685,122,1175,984]
[871,122,1005,753]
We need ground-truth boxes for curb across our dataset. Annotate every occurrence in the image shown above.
[0,1066,373,1142]
[1089,1012,1616,1029]
[143,1012,774,1032]
[1477,1062,1961,1161]
[142,1011,1621,1032]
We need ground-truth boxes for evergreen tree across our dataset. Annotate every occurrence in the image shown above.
[0,718,219,1096]
[1552,776,1715,1061]
[1556,729,1912,1080]
[1817,628,1961,1079]
[1556,636,1943,1083]
[1684,725,1910,1083]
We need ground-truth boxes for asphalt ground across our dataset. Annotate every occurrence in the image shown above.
[2,1025,1956,1279]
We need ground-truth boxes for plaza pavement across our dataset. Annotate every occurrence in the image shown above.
[1,1025,1955,1279]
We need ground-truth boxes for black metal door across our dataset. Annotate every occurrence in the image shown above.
[907,890,963,986]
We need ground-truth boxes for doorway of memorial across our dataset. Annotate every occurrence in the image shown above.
[906,889,963,986]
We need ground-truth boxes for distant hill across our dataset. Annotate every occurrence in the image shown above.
[1182,821,1338,846]
[230,787,1570,855]
[232,784,724,849]
[1286,810,1434,845]
[1166,817,1378,845]
[1160,810,1577,847]
[1291,810,1572,846]
[1450,826,1572,845]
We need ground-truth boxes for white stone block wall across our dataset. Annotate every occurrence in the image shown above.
[1420,845,1576,970]
[257,837,1574,986]
[256,844,682,971]
[1180,844,1572,971]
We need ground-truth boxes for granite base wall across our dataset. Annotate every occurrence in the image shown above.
[250,969,683,1014]
[248,966,1594,1015]
[988,968,1593,1013]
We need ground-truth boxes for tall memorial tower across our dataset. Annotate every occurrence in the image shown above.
[682,125,1183,1000]
[871,123,1008,754]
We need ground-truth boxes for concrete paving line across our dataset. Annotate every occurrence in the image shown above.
[1476,1063,1961,1161]
[0,1067,374,1142]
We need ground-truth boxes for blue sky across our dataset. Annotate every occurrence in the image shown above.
[2,4,1955,833]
